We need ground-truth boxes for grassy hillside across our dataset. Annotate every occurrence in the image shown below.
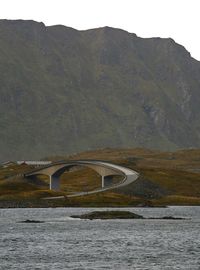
[1,20,200,160]
[1,148,200,207]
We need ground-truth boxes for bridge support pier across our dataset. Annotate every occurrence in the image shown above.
[49,175,52,190]
[102,176,104,188]
[49,175,60,191]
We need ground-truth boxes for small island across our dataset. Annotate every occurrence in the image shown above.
[71,211,186,220]
[71,211,144,220]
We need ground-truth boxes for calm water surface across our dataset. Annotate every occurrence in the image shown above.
[0,206,200,270]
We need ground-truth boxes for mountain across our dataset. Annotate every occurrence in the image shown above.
[1,19,200,160]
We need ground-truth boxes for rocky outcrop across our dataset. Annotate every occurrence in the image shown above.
[19,219,44,223]
[71,211,186,220]
[71,211,144,219]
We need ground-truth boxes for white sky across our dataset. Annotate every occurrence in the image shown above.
[0,0,199,60]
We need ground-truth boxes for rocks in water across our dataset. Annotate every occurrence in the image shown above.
[157,216,185,220]
[71,211,187,220]
[19,219,44,223]
[71,211,144,220]
[147,216,186,220]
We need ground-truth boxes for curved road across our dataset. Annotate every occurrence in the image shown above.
[25,160,139,198]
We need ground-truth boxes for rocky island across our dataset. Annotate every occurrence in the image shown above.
[71,211,186,220]
[71,211,144,220]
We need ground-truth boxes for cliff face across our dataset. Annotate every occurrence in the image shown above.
[0,20,200,160]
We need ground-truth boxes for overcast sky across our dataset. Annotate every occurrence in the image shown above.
[0,0,199,60]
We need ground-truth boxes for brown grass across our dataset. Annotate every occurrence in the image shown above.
[152,195,200,205]
[1,148,200,206]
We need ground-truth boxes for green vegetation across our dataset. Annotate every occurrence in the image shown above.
[1,20,200,161]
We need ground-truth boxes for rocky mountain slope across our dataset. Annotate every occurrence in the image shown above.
[1,20,200,160]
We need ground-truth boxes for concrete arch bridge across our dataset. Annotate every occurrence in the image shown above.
[25,160,139,198]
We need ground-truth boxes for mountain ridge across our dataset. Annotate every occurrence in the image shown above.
[1,20,200,160]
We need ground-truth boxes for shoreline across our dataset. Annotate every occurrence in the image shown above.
[0,200,200,209]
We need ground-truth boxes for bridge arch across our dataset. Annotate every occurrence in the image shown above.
[25,160,139,197]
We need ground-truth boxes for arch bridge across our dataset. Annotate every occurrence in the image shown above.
[25,160,139,197]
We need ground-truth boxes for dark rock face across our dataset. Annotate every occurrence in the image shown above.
[118,177,170,199]
[1,20,200,160]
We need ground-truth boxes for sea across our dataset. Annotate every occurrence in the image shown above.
[0,206,200,270]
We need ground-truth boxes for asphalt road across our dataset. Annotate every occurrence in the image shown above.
[39,160,139,199]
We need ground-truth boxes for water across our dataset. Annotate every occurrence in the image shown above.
[0,206,200,270]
